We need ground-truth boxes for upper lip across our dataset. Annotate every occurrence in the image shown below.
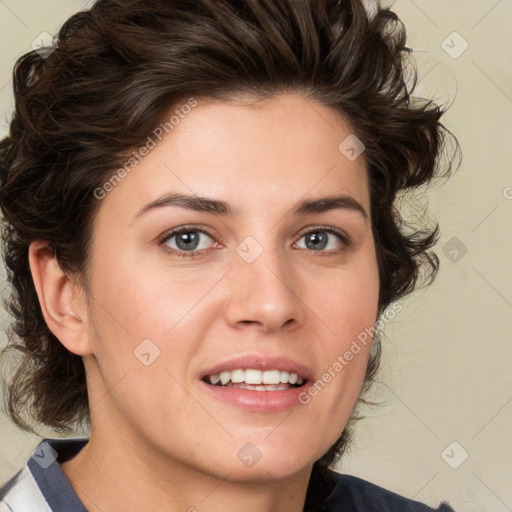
[200,354,313,382]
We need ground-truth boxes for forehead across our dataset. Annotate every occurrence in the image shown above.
[97,93,369,221]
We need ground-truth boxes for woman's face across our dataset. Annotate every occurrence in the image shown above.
[83,93,380,480]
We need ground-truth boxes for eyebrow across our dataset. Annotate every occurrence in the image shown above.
[134,192,368,222]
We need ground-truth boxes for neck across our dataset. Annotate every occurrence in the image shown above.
[60,425,312,512]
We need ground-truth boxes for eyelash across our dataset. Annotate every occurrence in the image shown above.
[159,224,351,259]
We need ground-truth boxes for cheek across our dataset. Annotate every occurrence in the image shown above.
[88,251,205,340]
[319,255,379,342]
[307,254,379,403]
[85,254,215,394]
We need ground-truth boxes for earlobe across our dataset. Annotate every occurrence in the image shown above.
[28,240,92,356]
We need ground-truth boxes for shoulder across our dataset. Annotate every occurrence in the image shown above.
[306,468,456,512]
[0,437,88,512]
[0,465,52,512]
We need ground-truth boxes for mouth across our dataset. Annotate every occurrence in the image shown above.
[199,356,312,412]
[201,368,307,391]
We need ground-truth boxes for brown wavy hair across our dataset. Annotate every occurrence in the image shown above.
[0,0,459,476]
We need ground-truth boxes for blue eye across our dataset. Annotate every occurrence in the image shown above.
[161,227,215,257]
[295,228,348,252]
[159,225,350,258]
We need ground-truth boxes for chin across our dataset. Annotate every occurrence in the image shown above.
[224,440,317,482]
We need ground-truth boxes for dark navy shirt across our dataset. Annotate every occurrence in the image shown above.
[304,462,456,511]
[0,438,456,511]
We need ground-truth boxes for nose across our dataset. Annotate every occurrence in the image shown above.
[223,244,305,333]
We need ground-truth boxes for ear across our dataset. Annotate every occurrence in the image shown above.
[28,240,93,356]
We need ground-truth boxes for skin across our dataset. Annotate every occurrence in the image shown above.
[29,93,380,512]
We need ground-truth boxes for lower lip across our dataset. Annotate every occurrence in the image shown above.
[199,380,307,412]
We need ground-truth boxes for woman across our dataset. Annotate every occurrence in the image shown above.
[0,0,460,510]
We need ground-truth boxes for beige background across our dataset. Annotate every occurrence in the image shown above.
[1,1,511,511]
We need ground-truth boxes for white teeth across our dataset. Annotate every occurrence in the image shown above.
[245,369,262,384]
[262,370,281,385]
[207,369,304,386]
[230,369,245,383]
[230,383,290,391]
[219,371,231,385]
